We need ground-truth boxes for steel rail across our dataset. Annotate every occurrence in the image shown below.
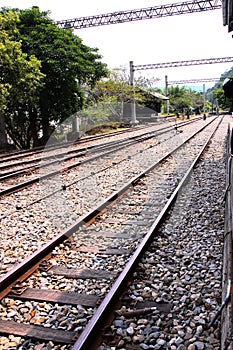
[0,132,140,173]
[0,118,203,221]
[72,116,223,350]
[0,118,197,195]
[0,126,137,166]
[0,116,218,299]
[0,124,161,175]
[55,0,221,30]
[0,147,90,180]
[0,125,139,162]
[0,118,198,169]
[0,117,222,350]
[0,132,157,192]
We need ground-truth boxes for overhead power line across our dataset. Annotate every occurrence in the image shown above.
[133,57,233,71]
[168,78,224,85]
[55,0,222,29]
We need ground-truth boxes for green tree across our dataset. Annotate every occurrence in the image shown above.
[206,69,233,112]
[167,85,203,114]
[0,9,44,149]
[15,7,108,144]
[213,88,231,111]
[85,67,161,122]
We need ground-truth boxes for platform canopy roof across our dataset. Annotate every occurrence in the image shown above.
[149,91,169,100]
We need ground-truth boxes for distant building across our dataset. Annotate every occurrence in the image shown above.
[123,89,169,123]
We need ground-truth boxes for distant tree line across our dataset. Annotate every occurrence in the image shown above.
[206,68,233,112]
[167,85,204,115]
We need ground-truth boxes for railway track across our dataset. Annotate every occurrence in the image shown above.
[0,115,227,349]
[0,117,211,201]
[0,125,153,182]
[0,123,143,161]
[0,115,178,164]
[0,115,218,273]
[0,117,205,223]
[0,118,199,191]
[0,124,171,188]
[0,122,166,176]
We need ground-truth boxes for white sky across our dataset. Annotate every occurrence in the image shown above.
[1,0,233,89]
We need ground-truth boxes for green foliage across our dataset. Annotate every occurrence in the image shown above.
[0,9,44,148]
[167,85,203,113]
[206,68,233,111]
[86,69,135,103]
[16,7,108,142]
[213,88,229,110]
[0,83,10,112]
[85,67,162,124]
[0,6,108,148]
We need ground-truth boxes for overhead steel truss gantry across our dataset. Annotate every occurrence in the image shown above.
[55,0,221,30]
[129,56,233,120]
[132,57,233,71]
[129,57,233,86]
[168,78,224,85]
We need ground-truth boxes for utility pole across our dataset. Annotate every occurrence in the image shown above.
[203,83,206,115]
[165,75,169,114]
[129,61,138,125]
[129,60,134,86]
